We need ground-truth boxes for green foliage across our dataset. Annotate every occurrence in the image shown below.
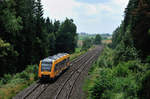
[0,38,18,76]
[112,0,150,59]
[56,18,77,53]
[0,65,38,98]
[90,68,114,99]
[82,37,93,51]
[139,70,150,99]
[146,56,150,63]
[114,64,130,77]
[84,47,148,99]
[1,74,12,84]
[94,34,102,45]
[98,47,114,68]
[113,41,138,65]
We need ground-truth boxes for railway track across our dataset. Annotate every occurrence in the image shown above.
[54,46,101,99]
[13,46,103,99]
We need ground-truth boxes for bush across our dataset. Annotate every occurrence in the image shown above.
[90,68,114,99]
[1,74,12,84]
[127,60,146,73]
[113,42,138,65]
[9,78,25,85]
[18,65,38,81]
[138,70,150,99]
[20,71,30,80]
[33,65,38,80]
[146,56,150,63]
[114,63,129,77]
[98,47,114,68]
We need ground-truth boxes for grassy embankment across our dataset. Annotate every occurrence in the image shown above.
[0,47,89,99]
[83,47,150,99]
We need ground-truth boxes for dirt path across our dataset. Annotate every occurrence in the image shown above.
[13,46,103,99]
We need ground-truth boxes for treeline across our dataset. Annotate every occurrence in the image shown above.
[112,0,150,61]
[84,0,150,99]
[111,0,150,98]
[0,0,77,76]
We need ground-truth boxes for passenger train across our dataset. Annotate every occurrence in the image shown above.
[38,53,70,80]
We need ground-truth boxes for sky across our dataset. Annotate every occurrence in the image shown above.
[41,0,129,34]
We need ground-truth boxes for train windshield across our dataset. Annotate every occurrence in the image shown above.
[41,61,52,72]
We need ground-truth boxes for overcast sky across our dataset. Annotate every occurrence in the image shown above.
[41,0,129,34]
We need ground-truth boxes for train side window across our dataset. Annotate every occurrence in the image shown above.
[59,61,61,69]
[63,60,65,67]
[56,63,59,71]
[64,59,67,65]
[55,64,57,71]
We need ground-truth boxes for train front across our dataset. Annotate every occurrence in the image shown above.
[38,59,54,80]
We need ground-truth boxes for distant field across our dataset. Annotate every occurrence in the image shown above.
[78,33,112,45]
[78,35,95,40]
[102,39,112,44]
[78,40,83,47]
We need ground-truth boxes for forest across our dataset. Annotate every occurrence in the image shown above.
[0,0,77,77]
[84,0,150,99]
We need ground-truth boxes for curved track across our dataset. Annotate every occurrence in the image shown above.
[13,46,103,99]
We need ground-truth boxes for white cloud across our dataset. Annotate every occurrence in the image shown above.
[112,0,129,6]
[41,0,78,20]
[41,0,129,33]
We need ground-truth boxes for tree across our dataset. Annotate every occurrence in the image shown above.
[0,38,18,76]
[94,34,102,45]
[46,17,54,34]
[48,33,56,55]
[82,37,92,51]
[56,18,77,53]
[112,0,150,59]
[53,20,60,35]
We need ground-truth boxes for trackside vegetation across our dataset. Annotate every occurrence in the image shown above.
[0,65,38,99]
[83,0,150,98]
[84,47,150,99]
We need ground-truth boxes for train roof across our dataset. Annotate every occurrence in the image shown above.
[42,53,69,62]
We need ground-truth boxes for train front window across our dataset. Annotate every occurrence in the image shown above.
[41,61,52,72]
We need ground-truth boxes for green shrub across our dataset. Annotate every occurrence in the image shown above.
[98,47,114,68]
[100,75,138,99]
[114,65,129,77]
[123,76,138,98]
[101,90,125,99]
[146,56,150,63]
[9,78,25,85]
[20,71,30,80]
[90,68,114,99]
[138,70,150,99]
[33,65,38,80]
[2,74,12,84]
[113,62,131,77]
[113,42,138,65]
